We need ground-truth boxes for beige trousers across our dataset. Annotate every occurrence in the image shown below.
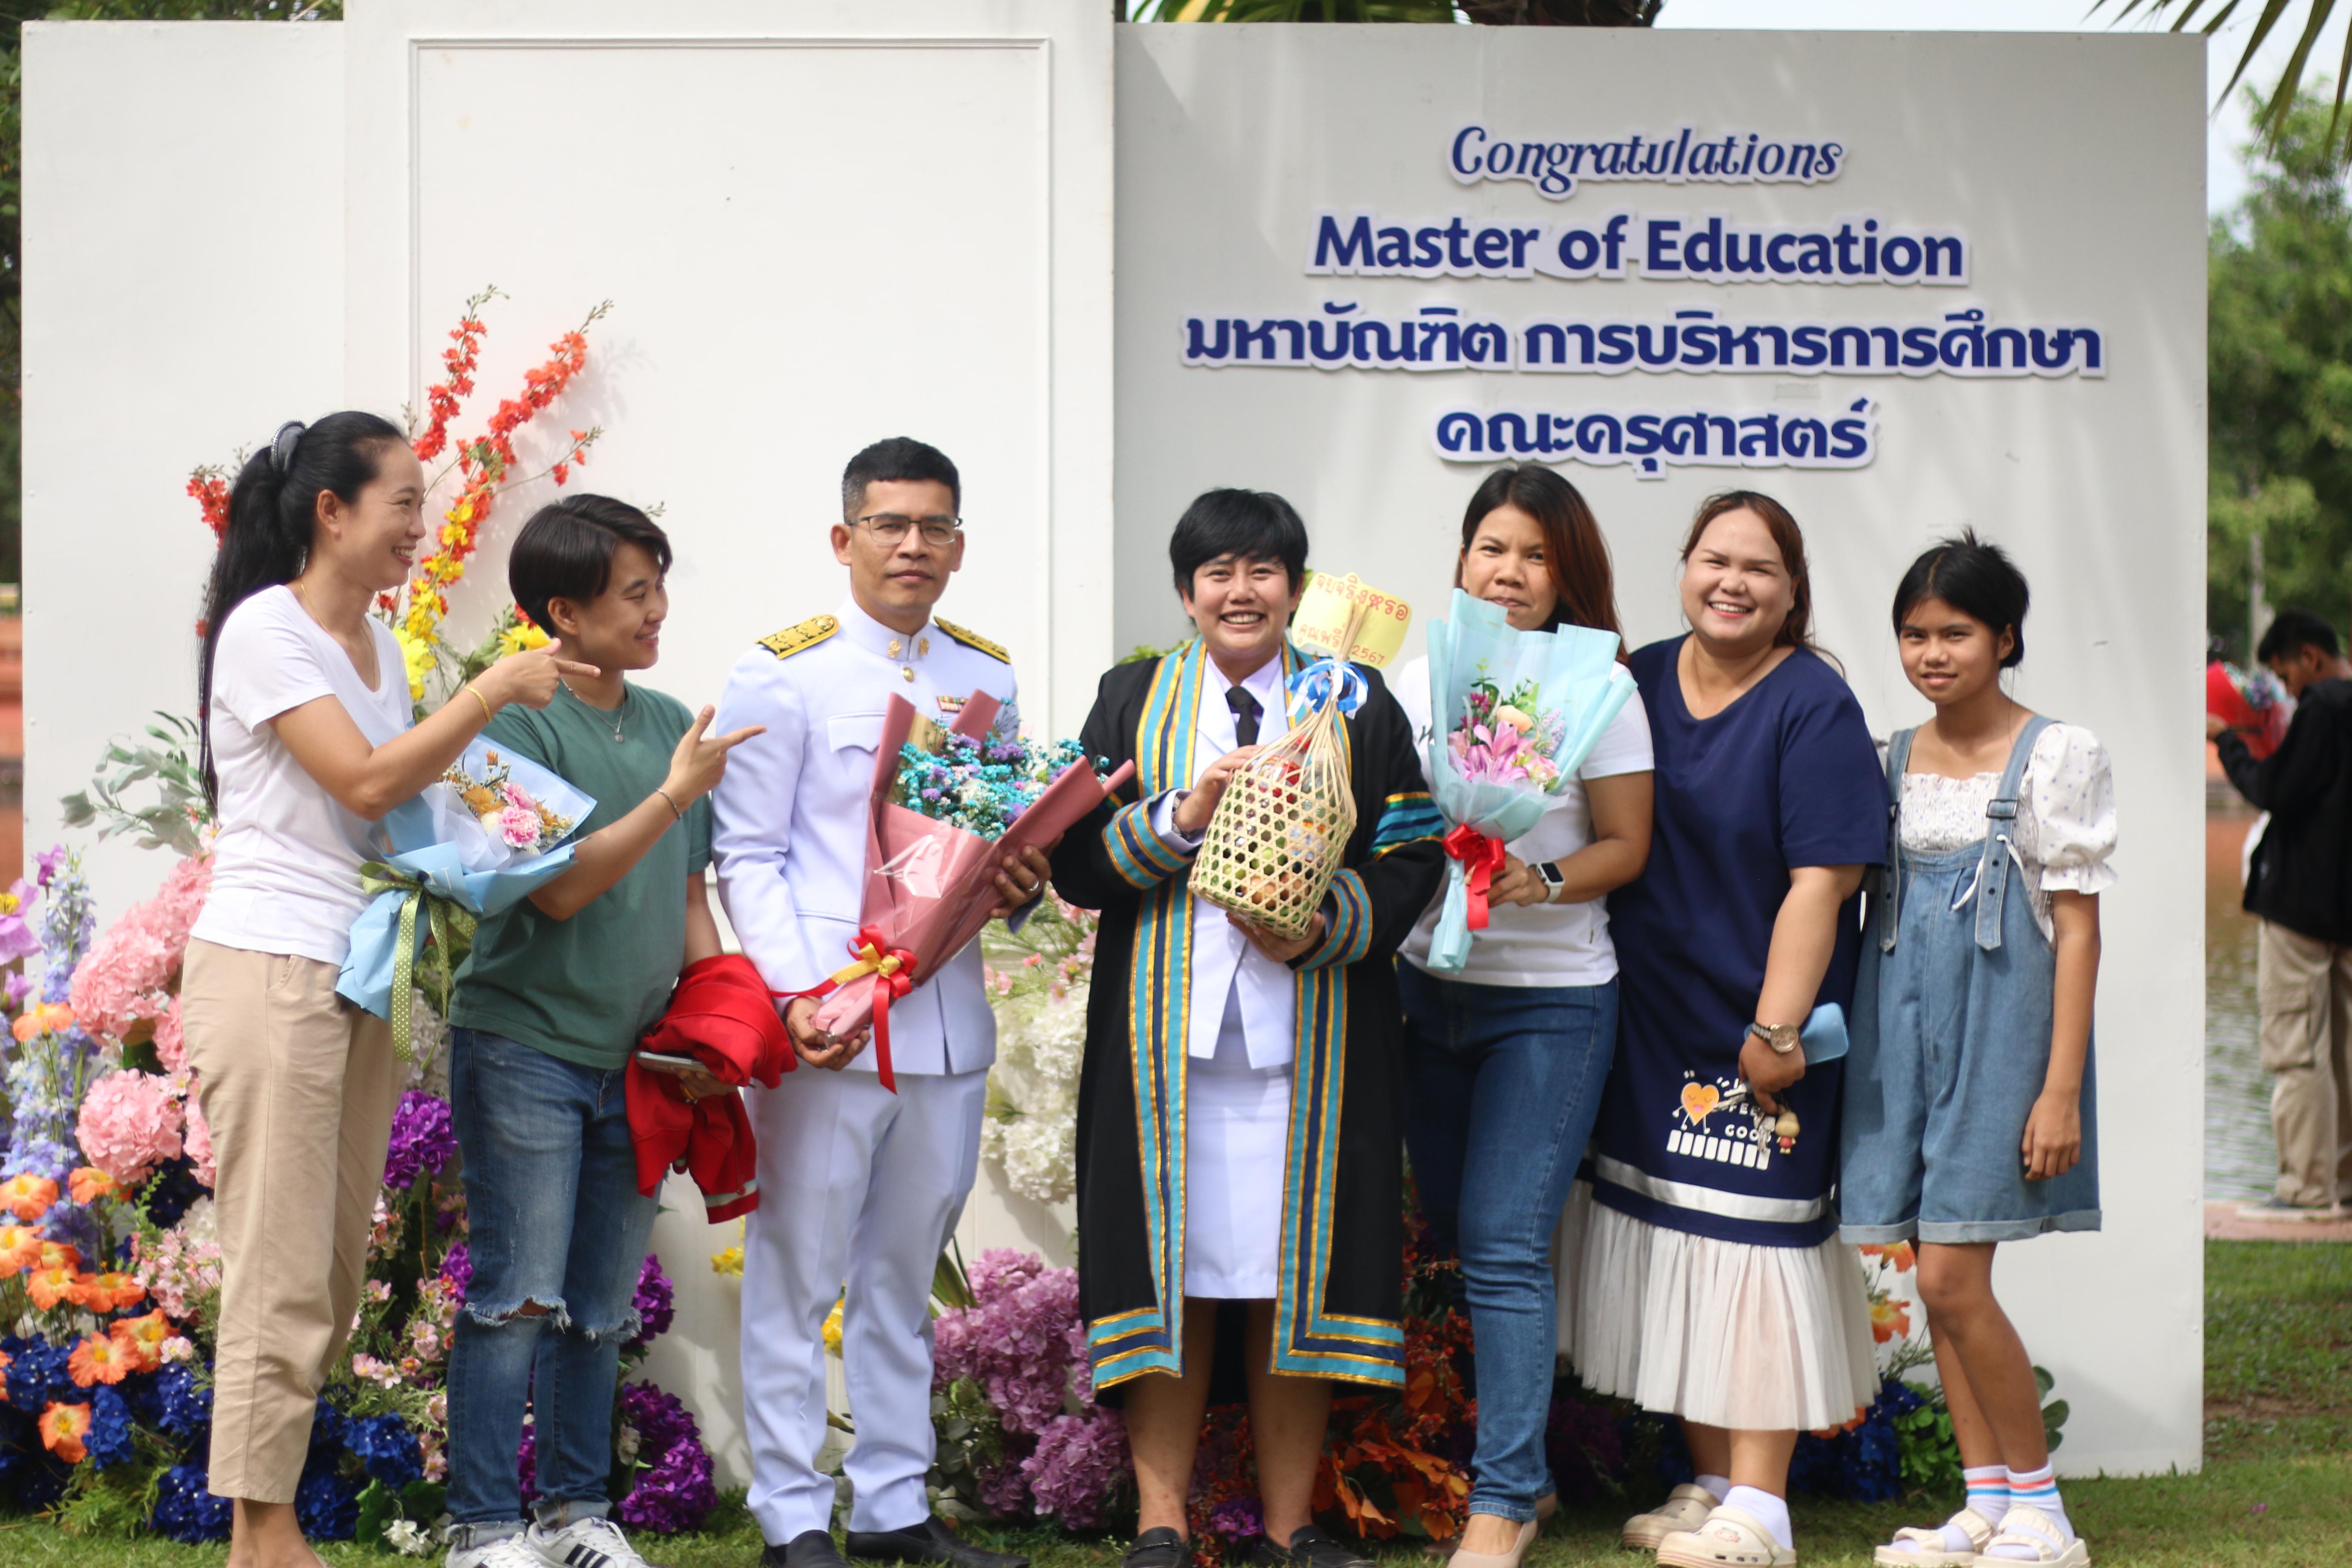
[181,938,401,1502]
[2256,919,2352,1209]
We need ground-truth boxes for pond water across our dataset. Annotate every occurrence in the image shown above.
[2206,808,2276,1201]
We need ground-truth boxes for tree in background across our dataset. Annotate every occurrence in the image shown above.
[2209,87,2352,656]
[1127,2,1657,25]
[0,3,337,588]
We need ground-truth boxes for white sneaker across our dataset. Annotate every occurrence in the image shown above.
[529,1516,668,1568]
[447,1533,545,1568]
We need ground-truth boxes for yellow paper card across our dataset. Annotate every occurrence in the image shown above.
[1289,572,1412,668]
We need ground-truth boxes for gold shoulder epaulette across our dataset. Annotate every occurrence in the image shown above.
[757,615,838,660]
[935,616,1009,663]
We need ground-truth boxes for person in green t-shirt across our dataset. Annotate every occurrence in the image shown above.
[444,494,762,1568]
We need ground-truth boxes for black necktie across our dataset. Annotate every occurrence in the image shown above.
[1227,686,1262,747]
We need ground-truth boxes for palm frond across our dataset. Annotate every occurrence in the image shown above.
[2093,0,2351,161]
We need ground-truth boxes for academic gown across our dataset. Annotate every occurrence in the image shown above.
[1050,639,1446,1393]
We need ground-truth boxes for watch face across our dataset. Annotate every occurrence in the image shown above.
[1537,863,1565,885]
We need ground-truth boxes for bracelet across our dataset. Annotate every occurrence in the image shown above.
[655,787,685,821]
[466,686,494,726]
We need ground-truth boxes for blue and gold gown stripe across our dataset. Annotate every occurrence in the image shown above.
[1105,799,1189,888]
[1301,870,1373,971]
[1369,791,1444,858]
[1272,971,1405,1385]
[1137,641,1204,798]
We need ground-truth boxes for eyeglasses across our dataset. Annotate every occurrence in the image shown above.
[854,513,963,548]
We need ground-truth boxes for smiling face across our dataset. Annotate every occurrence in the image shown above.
[1679,506,1796,659]
[545,540,670,674]
[1180,552,1302,679]
[1460,504,1561,633]
[833,477,965,630]
[1898,594,2012,708]
[314,442,428,594]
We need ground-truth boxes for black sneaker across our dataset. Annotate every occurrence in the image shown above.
[1253,1526,1377,1568]
[1123,1528,1191,1568]
[842,1518,1029,1568]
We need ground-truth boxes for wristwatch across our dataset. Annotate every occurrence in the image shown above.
[1534,861,1567,903]
[1748,1020,1803,1056]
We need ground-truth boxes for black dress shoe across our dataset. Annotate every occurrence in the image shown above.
[1253,1526,1377,1568]
[1122,1527,1191,1568]
[765,1528,852,1568]
[843,1517,1030,1568]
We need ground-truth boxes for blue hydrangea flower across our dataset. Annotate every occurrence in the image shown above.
[153,1462,235,1543]
[84,1385,135,1470]
[294,1462,357,1540]
[343,1412,423,1489]
[1,1337,73,1414]
[146,1363,211,1440]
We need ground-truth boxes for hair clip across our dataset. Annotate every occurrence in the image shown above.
[269,420,306,472]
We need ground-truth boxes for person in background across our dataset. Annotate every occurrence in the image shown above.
[1568,491,1881,1568]
[1389,466,1653,1568]
[2211,608,2352,1222]
[441,496,762,1568]
[1049,490,1443,1568]
[181,413,586,1568]
[1844,535,2113,1568]
[713,438,1047,1568]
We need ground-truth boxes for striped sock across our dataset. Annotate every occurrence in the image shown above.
[1986,1463,2071,1559]
[1937,1465,2011,1552]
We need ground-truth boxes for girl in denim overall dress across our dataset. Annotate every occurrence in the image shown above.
[1843,535,2114,1568]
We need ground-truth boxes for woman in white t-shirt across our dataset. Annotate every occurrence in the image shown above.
[1393,467,1654,1568]
[181,413,588,1568]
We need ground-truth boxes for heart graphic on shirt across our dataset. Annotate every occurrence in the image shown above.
[1680,1084,1720,1126]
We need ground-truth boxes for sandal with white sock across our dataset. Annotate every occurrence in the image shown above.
[1622,1484,1721,1551]
[1980,1504,2089,1566]
[1654,1506,1795,1568]
[1871,1508,1998,1566]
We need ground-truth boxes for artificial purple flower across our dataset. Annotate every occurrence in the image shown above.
[625,1254,675,1352]
[932,1250,1086,1438]
[615,1381,719,1534]
[0,880,43,964]
[1022,1410,1129,1527]
[439,1242,473,1304]
[35,847,65,890]
[1206,1494,1265,1544]
[382,1091,457,1189]
[5,971,32,1010]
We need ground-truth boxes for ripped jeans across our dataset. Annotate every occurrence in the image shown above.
[446,1028,660,1538]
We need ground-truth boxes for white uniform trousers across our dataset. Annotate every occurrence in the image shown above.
[740,1064,989,1544]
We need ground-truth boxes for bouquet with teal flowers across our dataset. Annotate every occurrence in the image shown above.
[1422,590,1635,973]
[891,731,1101,841]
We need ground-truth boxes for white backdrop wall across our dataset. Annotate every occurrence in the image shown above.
[1115,26,2206,1475]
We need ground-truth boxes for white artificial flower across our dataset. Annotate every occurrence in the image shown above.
[383,1519,431,1556]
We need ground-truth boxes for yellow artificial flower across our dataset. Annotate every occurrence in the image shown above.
[498,619,551,657]
[823,1295,845,1356]
[392,627,433,702]
[710,1245,744,1278]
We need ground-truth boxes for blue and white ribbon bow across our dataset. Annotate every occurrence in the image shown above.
[1286,657,1367,720]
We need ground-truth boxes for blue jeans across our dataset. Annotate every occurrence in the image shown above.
[1396,962,1617,1522]
[445,1029,660,1539]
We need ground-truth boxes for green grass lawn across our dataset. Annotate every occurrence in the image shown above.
[0,1241,2342,1568]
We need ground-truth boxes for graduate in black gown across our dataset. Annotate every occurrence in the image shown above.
[1050,490,1445,1568]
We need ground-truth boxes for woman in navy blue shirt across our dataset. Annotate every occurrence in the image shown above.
[1565,493,1885,1568]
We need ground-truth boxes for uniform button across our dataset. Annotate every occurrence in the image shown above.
[901,666,915,681]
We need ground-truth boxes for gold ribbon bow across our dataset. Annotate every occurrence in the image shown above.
[358,862,481,1063]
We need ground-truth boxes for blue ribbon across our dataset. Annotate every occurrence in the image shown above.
[1286,658,1367,720]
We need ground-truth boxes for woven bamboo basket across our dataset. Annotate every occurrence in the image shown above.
[1192,611,1367,941]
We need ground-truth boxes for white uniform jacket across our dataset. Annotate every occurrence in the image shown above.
[711,596,1018,1078]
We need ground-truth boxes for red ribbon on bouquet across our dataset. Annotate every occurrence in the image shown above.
[1442,824,1510,932]
[788,925,919,1093]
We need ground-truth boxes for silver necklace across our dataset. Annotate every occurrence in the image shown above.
[563,680,626,743]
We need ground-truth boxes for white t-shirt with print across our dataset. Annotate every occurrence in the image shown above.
[1394,651,1654,988]
[190,586,415,965]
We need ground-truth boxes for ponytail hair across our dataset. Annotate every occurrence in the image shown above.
[198,410,406,807]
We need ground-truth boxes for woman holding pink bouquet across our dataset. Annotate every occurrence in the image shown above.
[1390,466,1654,1568]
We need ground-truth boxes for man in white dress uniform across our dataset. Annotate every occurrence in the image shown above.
[713,438,1048,1568]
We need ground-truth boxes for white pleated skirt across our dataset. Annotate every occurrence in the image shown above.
[1553,1181,1878,1432]
[1182,1052,1293,1299]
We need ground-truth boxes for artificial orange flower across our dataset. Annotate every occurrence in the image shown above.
[74,1272,146,1313]
[0,1173,58,1222]
[1883,1240,1917,1273]
[67,1333,132,1387]
[67,1168,117,1206]
[35,1239,81,1272]
[24,1265,79,1312]
[1869,1295,1912,1345]
[0,1225,45,1277]
[10,1003,74,1043]
[110,1310,172,1372]
[0,1348,12,1399]
[38,1402,90,1463]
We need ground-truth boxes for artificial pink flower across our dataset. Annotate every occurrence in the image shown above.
[74,1070,185,1185]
